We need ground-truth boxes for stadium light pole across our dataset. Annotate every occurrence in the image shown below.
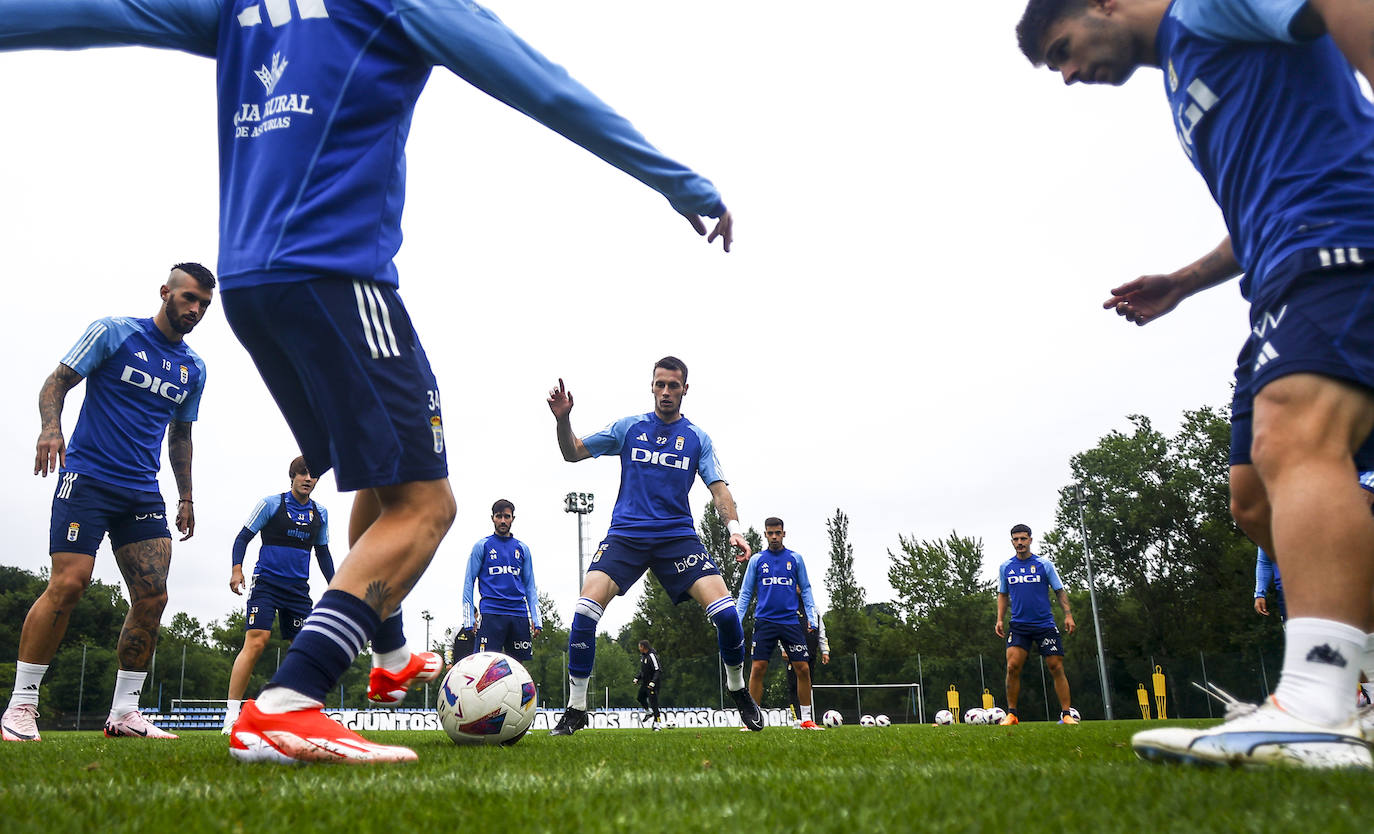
[564,492,595,582]
[1075,485,1114,720]
[421,610,435,708]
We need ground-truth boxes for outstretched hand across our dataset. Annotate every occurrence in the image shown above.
[684,210,733,253]
[547,378,573,419]
[1103,273,1189,326]
[731,532,752,562]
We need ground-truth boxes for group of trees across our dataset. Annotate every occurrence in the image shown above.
[0,401,1284,726]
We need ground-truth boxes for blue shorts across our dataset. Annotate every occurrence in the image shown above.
[222,278,449,491]
[245,574,313,640]
[588,535,720,605]
[48,472,168,556]
[1231,264,1374,466]
[750,618,810,663]
[1007,626,1064,657]
[476,612,533,661]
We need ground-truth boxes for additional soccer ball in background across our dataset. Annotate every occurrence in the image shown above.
[934,709,954,725]
[986,707,1007,724]
[860,714,876,726]
[964,707,987,725]
[822,709,843,727]
[436,651,537,746]
[874,714,891,727]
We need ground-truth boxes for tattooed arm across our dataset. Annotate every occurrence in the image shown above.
[35,364,84,476]
[167,420,195,540]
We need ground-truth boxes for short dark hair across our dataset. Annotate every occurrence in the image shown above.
[1016,0,1091,65]
[638,639,652,651]
[1011,523,1032,536]
[654,355,688,383]
[764,517,784,529]
[288,456,310,478]
[492,499,515,515]
[171,262,217,289]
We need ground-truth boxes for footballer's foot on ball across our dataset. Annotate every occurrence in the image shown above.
[367,651,444,705]
[104,710,178,739]
[1058,712,1080,725]
[228,700,417,764]
[730,687,764,732]
[1132,698,1372,770]
[999,713,1019,726]
[2,704,40,742]
[550,707,588,737]
[798,720,824,731]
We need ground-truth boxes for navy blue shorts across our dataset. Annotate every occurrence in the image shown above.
[750,618,810,663]
[1007,626,1064,657]
[48,472,168,556]
[588,535,720,604]
[245,574,313,640]
[222,278,449,491]
[1231,265,1374,466]
[476,612,533,661]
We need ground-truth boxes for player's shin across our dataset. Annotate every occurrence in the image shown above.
[706,596,746,689]
[257,590,380,712]
[567,598,603,709]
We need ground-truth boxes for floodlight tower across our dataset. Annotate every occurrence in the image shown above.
[564,492,595,584]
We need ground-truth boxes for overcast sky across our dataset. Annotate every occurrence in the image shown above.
[0,1,1248,649]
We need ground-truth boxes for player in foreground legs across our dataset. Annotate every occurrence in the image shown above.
[222,458,335,732]
[738,518,824,729]
[1018,0,1374,767]
[461,500,542,663]
[546,357,763,735]
[3,265,213,742]
[995,525,1076,725]
[2,0,733,763]
[634,640,664,729]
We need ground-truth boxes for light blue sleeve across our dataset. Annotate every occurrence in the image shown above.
[1255,548,1273,597]
[736,556,759,622]
[582,415,637,459]
[1042,558,1065,592]
[241,494,279,534]
[60,317,133,378]
[173,351,207,422]
[0,0,219,57]
[996,560,1008,594]
[521,540,541,629]
[1172,0,1309,44]
[796,555,818,628]
[393,0,724,218]
[315,505,330,546]
[463,539,484,628]
[693,426,726,486]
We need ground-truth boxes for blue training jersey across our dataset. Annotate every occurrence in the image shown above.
[583,413,725,539]
[0,0,724,291]
[997,553,1064,631]
[737,547,818,626]
[241,492,329,580]
[463,534,539,628]
[61,317,207,492]
[1158,0,1374,300]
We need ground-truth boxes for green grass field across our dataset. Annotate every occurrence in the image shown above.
[1,720,1370,833]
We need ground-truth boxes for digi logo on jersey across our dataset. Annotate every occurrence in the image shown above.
[120,366,190,405]
[488,565,521,577]
[760,576,794,587]
[631,448,691,470]
[1006,574,1042,585]
[672,552,713,574]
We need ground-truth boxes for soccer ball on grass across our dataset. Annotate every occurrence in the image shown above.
[874,714,891,727]
[436,651,537,745]
[934,709,954,725]
[822,709,843,727]
[859,714,876,726]
[986,706,1007,724]
[964,707,987,725]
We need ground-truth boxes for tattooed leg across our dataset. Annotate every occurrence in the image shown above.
[113,537,172,671]
[16,552,94,664]
[328,479,455,617]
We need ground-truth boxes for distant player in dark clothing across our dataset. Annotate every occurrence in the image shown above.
[634,640,664,729]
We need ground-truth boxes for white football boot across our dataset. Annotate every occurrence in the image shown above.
[1133,696,1371,769]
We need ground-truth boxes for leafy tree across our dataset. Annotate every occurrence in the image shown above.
[887,531,992,623]
[823,509,867,654]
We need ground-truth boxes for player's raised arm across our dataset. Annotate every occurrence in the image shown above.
[548,379,592,462]
[707,480,750,561]
[1103,237,1241,326]
[394,0,732,251]
[0,0,220,57]
[34,364,83,476]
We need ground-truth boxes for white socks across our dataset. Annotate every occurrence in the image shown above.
[255,687,323,714]
[568,676,589,711]
[223,699,242,726]
[801,704,813,723]
[373,646,411,673]
[109,670,147,719]
[8,661,47,709]
[1274,617,1366,726]
[725,663,745,691]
